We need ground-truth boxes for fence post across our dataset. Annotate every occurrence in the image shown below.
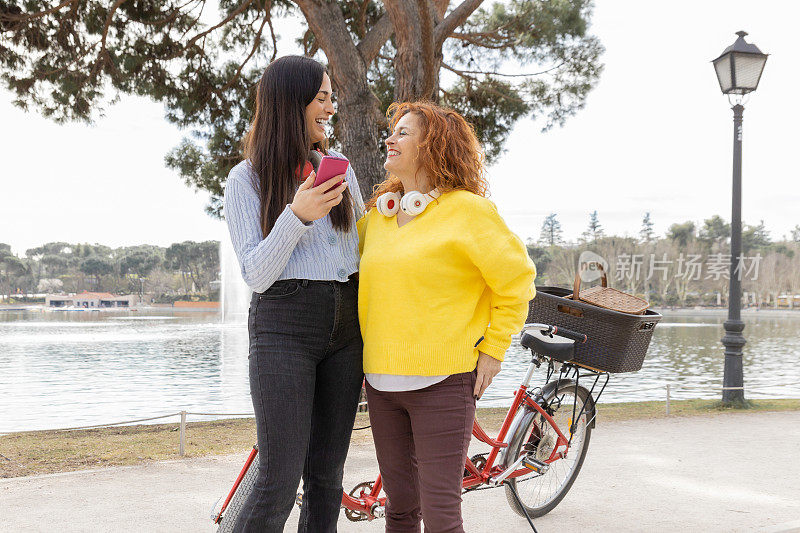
[665,384,671,415]
[179,411,187,456]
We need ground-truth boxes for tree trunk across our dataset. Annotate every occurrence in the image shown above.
[297,0,482,197]
[336,88,386,202]
[385,0,440,102]
[296,0,391,199]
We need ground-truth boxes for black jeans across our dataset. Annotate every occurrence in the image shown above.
[233,278,364,533]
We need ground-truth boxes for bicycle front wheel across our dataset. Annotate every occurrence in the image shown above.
[503,382,593,518]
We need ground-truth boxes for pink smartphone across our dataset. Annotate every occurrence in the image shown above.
[313,155,349,189]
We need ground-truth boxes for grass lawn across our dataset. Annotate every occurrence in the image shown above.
[2,398,798,478]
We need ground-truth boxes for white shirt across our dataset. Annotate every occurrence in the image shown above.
[366,374,449,392]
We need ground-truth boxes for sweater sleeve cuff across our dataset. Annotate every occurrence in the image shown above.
[270,204,312,246]
[476,339,508,362]
[284,204,313,227]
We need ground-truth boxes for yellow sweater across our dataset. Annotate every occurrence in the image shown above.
[357,190,536,376]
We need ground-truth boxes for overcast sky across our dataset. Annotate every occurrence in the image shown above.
[2,0,798,256]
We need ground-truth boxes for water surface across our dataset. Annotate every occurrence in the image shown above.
[1,309,799,432]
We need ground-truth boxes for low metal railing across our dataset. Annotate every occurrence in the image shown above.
[3,383,799,456]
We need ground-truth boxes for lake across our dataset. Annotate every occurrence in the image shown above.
[1,308,799,433]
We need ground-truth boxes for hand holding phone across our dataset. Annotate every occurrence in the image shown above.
[313,155,349,190]
[291,158,349,224]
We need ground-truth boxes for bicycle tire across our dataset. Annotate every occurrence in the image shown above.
[502,382,593,518]
[217,454,260,533]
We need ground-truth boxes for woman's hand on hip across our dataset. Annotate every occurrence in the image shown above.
[474,351,501,400]
[291,173,348,223]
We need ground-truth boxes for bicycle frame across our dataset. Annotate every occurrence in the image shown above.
[464,370,571,489]
[216,323,599,524]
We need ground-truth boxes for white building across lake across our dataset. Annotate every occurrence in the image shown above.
[46,292,141,308]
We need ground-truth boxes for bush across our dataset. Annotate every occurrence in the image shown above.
[9,296,45,304]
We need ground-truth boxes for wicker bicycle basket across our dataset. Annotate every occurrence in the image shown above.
[569,264,649,315]
[527,286,662,373]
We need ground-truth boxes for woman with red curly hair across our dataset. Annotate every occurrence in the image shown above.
[357,102,537,532]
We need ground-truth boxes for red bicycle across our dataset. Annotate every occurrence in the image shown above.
[213,322,609,531]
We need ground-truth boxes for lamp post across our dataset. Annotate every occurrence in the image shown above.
[711,31,768,406]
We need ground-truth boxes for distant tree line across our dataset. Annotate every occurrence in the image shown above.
[0,241,220,303]
[4,213,799,308]
[530,214,800,308]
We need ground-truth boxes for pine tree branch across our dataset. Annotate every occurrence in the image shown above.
[441,61,478,81]
[432,0,449,18]
[295,0,366,81]
[267,9,278,61]
[0,0,76,25]
[433,0,483,48]
[123,0,202,28]
[453,17,517,40]
[454,29,503,38]
[356,12,394,64]
[357,0,370,37]
[93,0,128,77]
[33,42,100,78]
[218,7,271,93]
[452,62,566,78]
[440,62,525,103]
[184,0,255,50]
[181,0,208,41]
[449,32,508,49]
[302,28,319,56]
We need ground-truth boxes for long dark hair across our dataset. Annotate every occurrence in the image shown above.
[243,55,353,237]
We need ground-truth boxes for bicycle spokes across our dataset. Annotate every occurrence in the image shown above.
[510,385,592,515]
[523,419,543,453]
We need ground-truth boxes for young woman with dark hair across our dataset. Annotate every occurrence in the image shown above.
[223,55,365,532]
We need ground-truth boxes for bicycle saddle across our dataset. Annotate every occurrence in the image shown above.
[521,328,575,362]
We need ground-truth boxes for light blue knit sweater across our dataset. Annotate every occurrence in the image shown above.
[223,149,365,293]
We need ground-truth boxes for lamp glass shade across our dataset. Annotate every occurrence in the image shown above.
[713,54,733,93]
[730,52,768,93]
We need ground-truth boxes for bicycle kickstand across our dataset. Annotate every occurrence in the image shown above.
[504,481,539,533]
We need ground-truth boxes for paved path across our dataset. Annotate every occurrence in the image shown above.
[2,411,799,532]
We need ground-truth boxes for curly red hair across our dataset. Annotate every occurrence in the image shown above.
[366,101,488,209]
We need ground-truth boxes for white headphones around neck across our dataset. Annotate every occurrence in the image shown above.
[376,189,441,217]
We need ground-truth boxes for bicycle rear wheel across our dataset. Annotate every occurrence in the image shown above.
[217,454,260,533]
[503,382,592,518]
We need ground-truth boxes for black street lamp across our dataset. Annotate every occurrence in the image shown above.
[711,31,768,405]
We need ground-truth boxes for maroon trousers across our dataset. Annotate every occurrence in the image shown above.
[366,371,477,533]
